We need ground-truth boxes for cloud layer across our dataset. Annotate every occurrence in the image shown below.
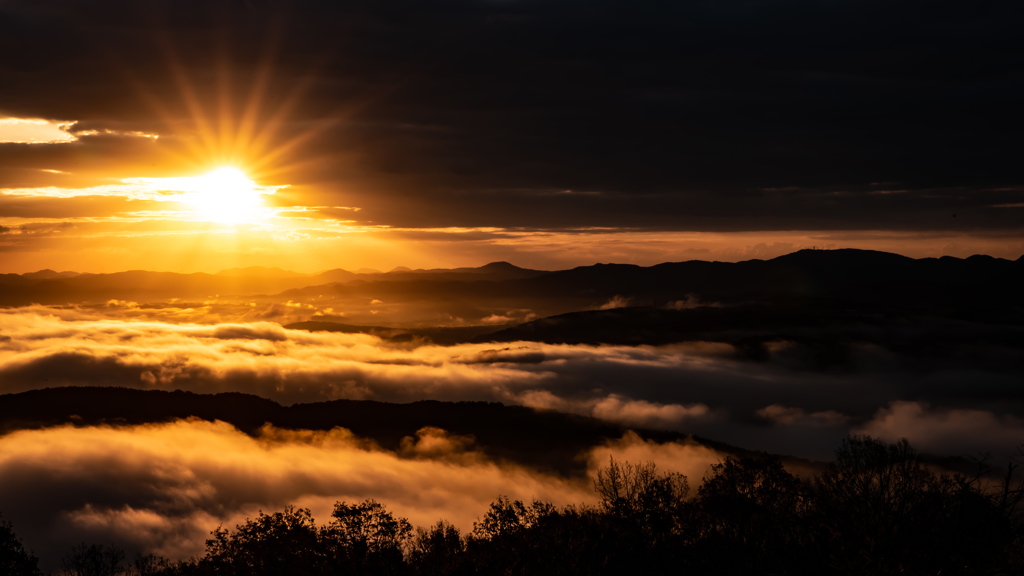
[2,307,1022,461]
[2,303,1023,568]
[0,418,731,570]
[0,420,593,569]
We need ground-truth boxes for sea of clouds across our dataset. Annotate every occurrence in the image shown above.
[1,305,1022,567]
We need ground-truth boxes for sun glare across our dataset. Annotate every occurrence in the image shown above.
[183,167,266,223]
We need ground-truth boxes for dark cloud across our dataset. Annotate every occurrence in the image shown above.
[1,0,1022,232]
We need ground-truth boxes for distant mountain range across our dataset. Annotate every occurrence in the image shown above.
[276,250,1024,361]
[2,250,1022,326]
[0,261,547,305]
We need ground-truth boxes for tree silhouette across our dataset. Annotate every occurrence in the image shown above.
[690,456,810,573]
[409,521,464,576]
[815,436,1009,575]
[60,543,127,576]
[470,496,554,541]
[594,458,688,525]
[202,506,325,576]
[591,458,690,572]
[0,514,41,576]
[466,496,558,574]
[321,499,412,576]
[132,553,186,576]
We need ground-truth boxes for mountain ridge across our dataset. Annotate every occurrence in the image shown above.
[0,386,797,478]
[1,250,1021,312]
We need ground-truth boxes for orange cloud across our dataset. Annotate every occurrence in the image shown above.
[517,390,710,430]
[0,118,77,144]
[5,420,721,568]
[0,309,730,416]
[856,401,1024,455]
[586,431,724,483]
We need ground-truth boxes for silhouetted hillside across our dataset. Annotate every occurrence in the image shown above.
[0,262,547,305]
[0,387,799,477]
[213,266,309,280]
[375,261,546,282]
[506,249,1024,307]
[277,249,1024,321]
[283,322,501,345]
[478,300,1024,361]
[305,262,545,285]
[20,269,83,280]
[4,249,1021,311]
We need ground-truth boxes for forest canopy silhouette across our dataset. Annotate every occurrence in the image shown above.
[3,435,1022,575]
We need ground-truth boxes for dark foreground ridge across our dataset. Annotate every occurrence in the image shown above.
[2,436,1022,576]
[0,387,778,478]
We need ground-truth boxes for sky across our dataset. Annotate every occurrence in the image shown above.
[1,0,1023,273]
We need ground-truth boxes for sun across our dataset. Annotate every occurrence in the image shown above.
[183,167,267,223]
[124,166,282,223]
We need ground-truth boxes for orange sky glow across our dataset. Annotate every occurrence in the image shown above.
[1,53,1021,274]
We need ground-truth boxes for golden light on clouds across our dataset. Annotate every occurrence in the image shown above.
[0,167,282,209]
[0,118,77,144]
[0,417,726,565]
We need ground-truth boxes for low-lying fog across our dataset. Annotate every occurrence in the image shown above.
[3,306,1021,460]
